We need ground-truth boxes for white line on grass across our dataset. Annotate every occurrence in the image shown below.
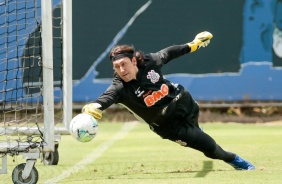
[45,122,138,184]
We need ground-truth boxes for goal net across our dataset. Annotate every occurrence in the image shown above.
[0,0,72,179]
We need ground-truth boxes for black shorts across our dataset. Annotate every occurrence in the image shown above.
[150,90,217,153]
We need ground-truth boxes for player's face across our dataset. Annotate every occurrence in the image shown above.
[113,57,138,82]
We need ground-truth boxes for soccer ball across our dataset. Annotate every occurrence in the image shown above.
[69,113,98,142]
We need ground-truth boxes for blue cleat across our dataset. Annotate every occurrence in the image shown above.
[226,155,255,170]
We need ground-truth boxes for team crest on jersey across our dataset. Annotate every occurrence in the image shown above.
[147,70,160,83]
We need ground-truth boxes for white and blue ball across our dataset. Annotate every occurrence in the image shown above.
[70,113,98,142]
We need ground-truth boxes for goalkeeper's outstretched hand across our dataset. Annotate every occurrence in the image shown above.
[82,103,103,119]
[187,31,213,52]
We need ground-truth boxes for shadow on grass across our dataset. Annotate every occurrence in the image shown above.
[167,160,229,178]
[104,161,231,180]
[194,161,213,178]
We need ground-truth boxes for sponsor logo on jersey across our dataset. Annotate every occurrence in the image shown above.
[144,84,168,107]
[147,70,160,83]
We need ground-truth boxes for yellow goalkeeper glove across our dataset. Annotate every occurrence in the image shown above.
[82,103,103,119]
[187,31,213,52]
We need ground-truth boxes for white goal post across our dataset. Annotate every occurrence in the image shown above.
[42,0,55,153]
[42,0,73,152]
[62,0,73,135]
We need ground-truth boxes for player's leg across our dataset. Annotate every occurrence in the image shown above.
[152,90,255,170]
[176,122,235,161]
[175,123,255,170]
[177,91,255,170]
[151,121,255,170]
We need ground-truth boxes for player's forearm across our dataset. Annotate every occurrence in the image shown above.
[91,89,118,111]
[158,44,190,64]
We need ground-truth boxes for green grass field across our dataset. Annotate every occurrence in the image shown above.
[2,122,282,184]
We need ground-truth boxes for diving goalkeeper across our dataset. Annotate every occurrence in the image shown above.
[82,31,255,170]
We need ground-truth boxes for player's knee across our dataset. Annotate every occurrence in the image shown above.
[203,143,219,159]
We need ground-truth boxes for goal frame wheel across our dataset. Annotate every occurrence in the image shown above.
[43,144,59,165]
[12,163,38,184]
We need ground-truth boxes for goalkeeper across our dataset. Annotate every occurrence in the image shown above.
[82,31,255,170]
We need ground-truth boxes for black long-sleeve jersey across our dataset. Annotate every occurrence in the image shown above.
[94,44,194,124]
